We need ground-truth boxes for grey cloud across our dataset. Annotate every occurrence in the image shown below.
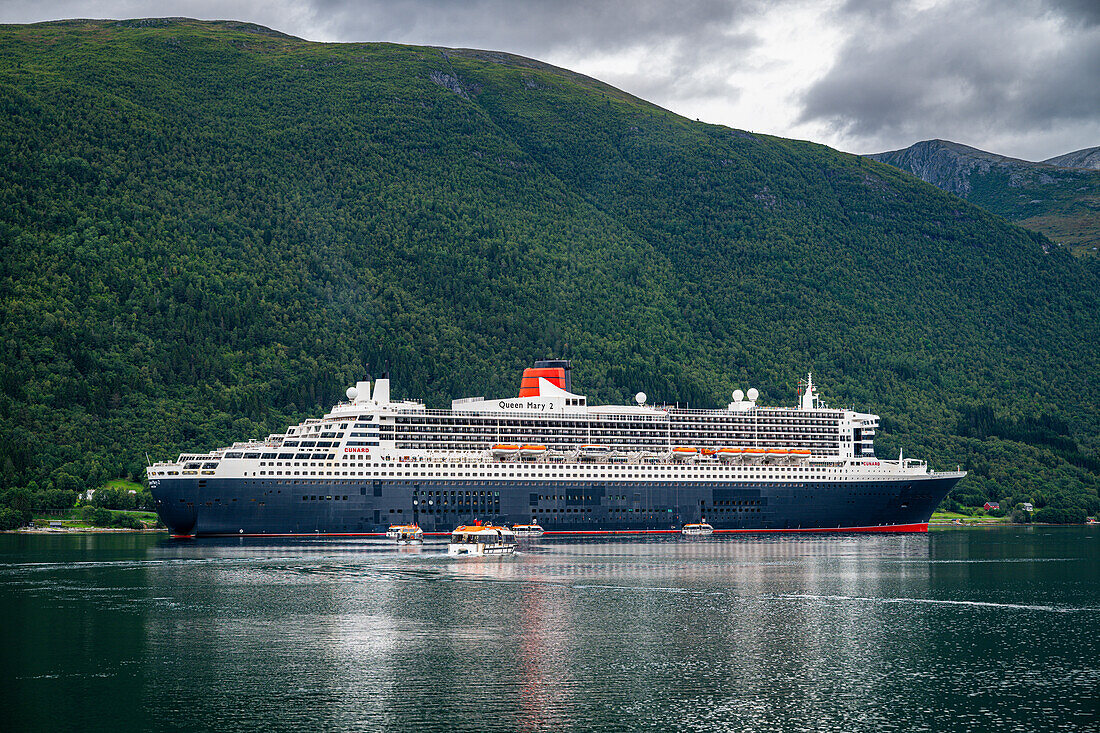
[798,0,1100,155]
[306,0,753,50]
[300,0,763,103]
[1046,0,1100,26]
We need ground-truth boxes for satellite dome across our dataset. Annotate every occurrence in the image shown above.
[747,388,759,401]
[346,387,358,400]
[635,392,647,405]
[733,389,745,402]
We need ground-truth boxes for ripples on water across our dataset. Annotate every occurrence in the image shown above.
[1,529,1097,732]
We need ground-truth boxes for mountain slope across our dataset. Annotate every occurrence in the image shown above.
[0,19,1097,517]
[1044,146,1100,170]
[867,139,1100,256]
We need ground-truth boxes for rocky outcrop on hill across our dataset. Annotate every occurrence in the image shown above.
[1043,146,1100,170]
[867,140,1069,196]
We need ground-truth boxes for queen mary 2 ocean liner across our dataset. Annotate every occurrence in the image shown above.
[147,360,965,537]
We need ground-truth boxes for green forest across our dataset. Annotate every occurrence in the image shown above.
[0,19,1097,522]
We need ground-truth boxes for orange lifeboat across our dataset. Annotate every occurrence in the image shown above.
[671,447,698,460]
[519,444,547,457]
[717,448,742,461]
[743,448,766,462]
[491,443,520,459]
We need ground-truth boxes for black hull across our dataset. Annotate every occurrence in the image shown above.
[150,474,962,537]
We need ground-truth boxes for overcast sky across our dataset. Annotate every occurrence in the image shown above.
[3,0,1097,160]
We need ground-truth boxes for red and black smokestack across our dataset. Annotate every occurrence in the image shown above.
[518,359,572,397]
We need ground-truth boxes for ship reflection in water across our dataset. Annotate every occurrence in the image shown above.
[2,530,1098,733]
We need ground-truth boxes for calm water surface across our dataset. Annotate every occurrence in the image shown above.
[2,527,1097,732]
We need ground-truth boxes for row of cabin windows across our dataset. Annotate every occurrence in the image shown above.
[391,413,838,424]
[387,425,838,435]
[254,466,844,479]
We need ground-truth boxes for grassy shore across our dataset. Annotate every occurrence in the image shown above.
[930,510,1013,528]
[101,478,145,492]
[27,508,163,532]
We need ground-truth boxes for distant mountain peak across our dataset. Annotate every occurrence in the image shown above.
[1043,146,1100,171]
[866,139,1099,255]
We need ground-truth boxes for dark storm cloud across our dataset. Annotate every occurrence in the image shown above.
[1045,0,1100,26]
[800,0,1100,153]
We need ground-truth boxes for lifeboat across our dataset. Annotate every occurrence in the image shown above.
[790,449,812,458]
[681,522,714,536]
[700,448,717,456]
[491,443,520,459]
[578,444,609,459]
[671,447,698,460]
[519,444,547,458]
[448,525,517,556]
[764,448,790,463]
[511,522,544,538]
[717,448,742,461]
[743,448,766,462]
[386,524,423,544]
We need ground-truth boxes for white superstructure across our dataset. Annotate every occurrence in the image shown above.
[149,369,948,490]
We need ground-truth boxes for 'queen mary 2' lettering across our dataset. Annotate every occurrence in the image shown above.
[498,400,553,411]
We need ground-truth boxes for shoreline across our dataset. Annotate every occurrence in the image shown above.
[8,527,169,534]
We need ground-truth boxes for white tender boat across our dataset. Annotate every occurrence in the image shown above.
[448,524,517,556]
[511,522,544,538]
[386,524,424,544]
[681,522,714,536]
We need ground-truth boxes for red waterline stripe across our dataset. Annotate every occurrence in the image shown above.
[183,523,928,539]
[714,522,928,534]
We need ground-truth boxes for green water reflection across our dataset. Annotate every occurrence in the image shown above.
[1,528,1097,732]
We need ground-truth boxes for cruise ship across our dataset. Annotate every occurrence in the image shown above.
[147,360,965,537]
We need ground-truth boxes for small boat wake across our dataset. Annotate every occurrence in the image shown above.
[769,593,1098,614]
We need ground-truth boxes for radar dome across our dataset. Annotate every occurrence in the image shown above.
[346,387,358,400]
[733,389,745,402]
[747,388,759,401]
[635,392,647,405]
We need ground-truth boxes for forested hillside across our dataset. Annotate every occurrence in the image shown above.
[1,19,1098,518]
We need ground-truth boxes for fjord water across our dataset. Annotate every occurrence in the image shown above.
[2,529,1097,732]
